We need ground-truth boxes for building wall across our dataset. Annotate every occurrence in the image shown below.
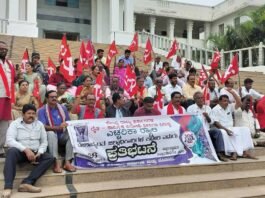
[37,0,91,39]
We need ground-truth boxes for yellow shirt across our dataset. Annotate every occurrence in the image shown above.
[182,83,202,99]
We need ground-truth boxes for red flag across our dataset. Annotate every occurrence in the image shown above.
[86,40,95,67]
[221,53,239,84]
[76,41,87,76]
[93,72,104,108]
[124,65,137,97]
[203,86,210,106]
[166,40,178,59]
[32,78,42,106]
[106,41,118,67]
[59,35,75,82]
[21,49,29,73]
[47,57,56,77]
[199,65,209,87]
[211,50,221,69]
[154,88,164,112]
[128,32,138,52]
[143,38,153,65]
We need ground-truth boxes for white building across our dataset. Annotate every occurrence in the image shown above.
[0,0,263,49]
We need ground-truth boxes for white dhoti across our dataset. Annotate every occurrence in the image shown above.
[221,127,254,156]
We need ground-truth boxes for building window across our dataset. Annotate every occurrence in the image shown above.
[219,24,224,36]
[45,0,79,8]
[234,17,240,27]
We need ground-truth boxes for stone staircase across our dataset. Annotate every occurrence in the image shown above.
[0,147,264,197]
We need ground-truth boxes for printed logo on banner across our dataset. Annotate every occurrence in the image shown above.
[182,131,197,148]
[74,125,89,143]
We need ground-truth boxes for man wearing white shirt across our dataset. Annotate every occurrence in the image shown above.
[162,92,186,115]
[2,104,54,197]
[171,55,182,71]
[211,90,255,160]
[164,73,182,103]
[241,78,264,100]
[148,78,166,100]
[219,78,239,103]
[150,56,163,72]
[187,92,227,161]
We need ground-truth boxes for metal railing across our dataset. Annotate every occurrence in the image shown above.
[138,31,265,69]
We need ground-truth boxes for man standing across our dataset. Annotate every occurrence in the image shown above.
[106,93,131,118]
[208,78,219,108]
[118,49,135,66]
[31,52,48,85]
[211,90,255,160]
[187,92,227,161]
[219,78,239,103]
[134,97,161,117]
[2,104,54,197]
[0,41,15,157]
[241,78,264,100]
[38,90,76,173]
[94,49,106,65]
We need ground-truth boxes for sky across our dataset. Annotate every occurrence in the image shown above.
[168,0,225,6]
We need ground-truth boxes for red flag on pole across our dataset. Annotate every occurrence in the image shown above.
[59,35,75,82]
[221,53,239,84]
[93,72,104,108]
[47,57,56,77]
[143,38,153,65]
[154,88,164,112]
[86,40,95,67]
[166,40,178,59]
[32,78,42,106]
[203,86,210,106]
[211,50,221,69]
[21,48,29,73]
[128,32,138,52]
[106,41,118,67]
[124,65,137,97]
[76,41,87,76]
[199,65,209,87]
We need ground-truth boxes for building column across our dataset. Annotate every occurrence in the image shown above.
[96,0,103,42]
[167,18,175,40]
[110,0,120,32]
[149,16,156,35]
[8,0,19,21]
[186,20,193,59]
[124,0,134,32]
[27,0,37,24]
[133,14,137,32]
[91,0,97,42]
[0,0,7,19]
[204,22,211,41]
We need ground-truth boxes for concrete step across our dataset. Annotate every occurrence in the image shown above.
[63,169,265,197]
[142,185,265,198]
[1,155,265,190]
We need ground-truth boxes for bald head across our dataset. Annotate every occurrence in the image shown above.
[0,41,8,59]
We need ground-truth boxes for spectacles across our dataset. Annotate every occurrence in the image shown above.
[49,96,57,99]
[0,48,8,52]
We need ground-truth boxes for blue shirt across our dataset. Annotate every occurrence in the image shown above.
[144,76,153,89]
[38,104,70,137]
[118,55,134,66]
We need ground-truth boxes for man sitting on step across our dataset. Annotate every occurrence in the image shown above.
[2,104,54,198]
[38,90,76,173]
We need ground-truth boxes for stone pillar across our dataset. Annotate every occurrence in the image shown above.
[149,16,156,35]
[238,50,243,68]
[27,0,37,23]
[248,48,253,67]
[167,18,175,40]
[133,14,137,32]
[200,50,203,64]
[0,0,7,19]
[124,0,134,32]
[110,0,120,32]
[8,0,19,21]
[204,22,211,41]
[258,42,264,66]
[91,0,97,42]
[96,0,103,42]
[186,20,193,60]
[221,49,225,70]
